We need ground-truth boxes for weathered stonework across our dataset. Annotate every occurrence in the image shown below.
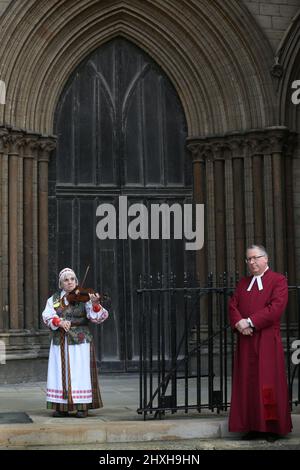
[243,0,300,51]
[0,126,55,381]
[188,127,297,281]
[0,1,10,16]
[0,0,278,136]
[0,0,298,381]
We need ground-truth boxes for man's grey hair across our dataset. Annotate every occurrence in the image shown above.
[246,244,268,257]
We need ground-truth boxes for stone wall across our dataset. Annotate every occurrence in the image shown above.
[0,0,10,15]
[243,0,300,51]
[0,0,298,382]
[293,136,300,282]
[0,330,49,383]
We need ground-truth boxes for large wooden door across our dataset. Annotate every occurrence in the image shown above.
[49,38,192,371]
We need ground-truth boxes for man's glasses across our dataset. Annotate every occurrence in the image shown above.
[245,255,265,263]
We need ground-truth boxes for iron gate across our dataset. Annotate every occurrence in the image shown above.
[137,274,300,419]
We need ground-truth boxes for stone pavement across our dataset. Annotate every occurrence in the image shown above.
[0,374,299,450]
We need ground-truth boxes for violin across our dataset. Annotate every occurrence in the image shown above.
[66,287,98,304]
[65,265,111,307]
[66,287,111,307]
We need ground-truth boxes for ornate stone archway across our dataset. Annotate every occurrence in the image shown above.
[0,0,297,380]
[0,0,277,135]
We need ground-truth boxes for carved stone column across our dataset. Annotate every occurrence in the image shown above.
[0,127,57,382]
[0,127,9,329]
[223,145,235,275]
[269,128,289,274]
[205,149,216,276]
[7,130,24,329]
[187,141,207,284]
[248,134,265,246]
[285,133,297,284]
[212,143,226,276]
[230,138,246,276]
[38,138,56,314]
[188,127,296,280]
[23,134,39,329]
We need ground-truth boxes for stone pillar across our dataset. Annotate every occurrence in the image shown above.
[38,138,56,315]
[23,135,39,329]
[187,141,207,284]
[213,144,226,276]
[187,127,296,281]
[7,130,24,329]
[248,135,265,246]
[223,145,235,276]
[262,148,275,264]
[0,127,9,329]
[269,129,288,274]
[230,138,246,277]
[285,133,297,284]
[0,127,56,383]
[205,151,216,276]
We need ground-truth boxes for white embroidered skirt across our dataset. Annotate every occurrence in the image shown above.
[46,339,92,404]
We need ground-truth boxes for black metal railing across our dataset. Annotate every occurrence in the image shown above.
[137,273,300,420]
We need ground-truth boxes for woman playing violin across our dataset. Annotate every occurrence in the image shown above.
[42,267,109,418]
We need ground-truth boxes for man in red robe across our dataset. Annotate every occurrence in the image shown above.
[229,244,292,442]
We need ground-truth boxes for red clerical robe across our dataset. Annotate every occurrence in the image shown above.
[228,269,292,435]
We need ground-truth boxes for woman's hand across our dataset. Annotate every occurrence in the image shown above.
[89,292,100,304]
[60,320,71,332]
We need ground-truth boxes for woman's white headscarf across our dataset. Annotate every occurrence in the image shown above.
[58,268,78,289]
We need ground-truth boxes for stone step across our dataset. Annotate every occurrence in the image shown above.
[1,414,300,447]
[0,418,225,446]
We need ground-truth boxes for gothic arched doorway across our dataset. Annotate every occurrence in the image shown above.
[49,38,192,371]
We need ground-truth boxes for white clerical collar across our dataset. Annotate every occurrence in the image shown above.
[247,267,269,291]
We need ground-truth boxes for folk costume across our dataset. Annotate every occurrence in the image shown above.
[42,268,108,414]
[229,268,292,436]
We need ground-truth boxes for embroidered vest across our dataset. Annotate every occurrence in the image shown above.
[51,291,93,346]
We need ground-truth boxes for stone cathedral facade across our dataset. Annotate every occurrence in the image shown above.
[0,0,299,381]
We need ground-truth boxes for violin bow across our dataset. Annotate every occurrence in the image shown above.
[81,265,90,288]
